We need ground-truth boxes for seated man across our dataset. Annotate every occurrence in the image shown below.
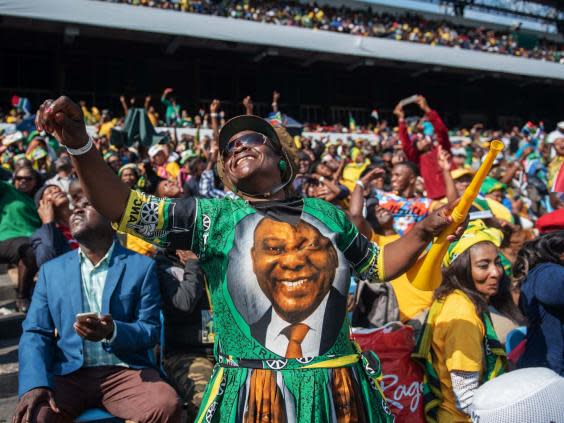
[14,197,180,423]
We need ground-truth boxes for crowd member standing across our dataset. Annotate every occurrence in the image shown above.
[36,96,465,423]
[395,95,451,200]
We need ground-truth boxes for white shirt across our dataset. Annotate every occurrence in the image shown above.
[264,292,330,358]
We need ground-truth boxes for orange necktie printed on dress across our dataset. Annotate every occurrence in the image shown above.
[282,323,310,358]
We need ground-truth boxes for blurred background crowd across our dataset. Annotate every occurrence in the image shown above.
[99,0,563,63]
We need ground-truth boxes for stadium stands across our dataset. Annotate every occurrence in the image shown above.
[97,0,563,63]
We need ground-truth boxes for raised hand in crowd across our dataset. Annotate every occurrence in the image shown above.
[242,95,253,115]
[13,387,60,423]
[209,99,221,143]
[437,144,451,172]
[415,94,431,114]
[36,96,129,221]
[35,97,89,149]
[272,90,280,112]
[393,102,405,121]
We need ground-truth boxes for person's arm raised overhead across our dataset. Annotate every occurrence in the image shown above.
[438,145,458,203]
[119,95,129,117]
[272,90,280,113]
[243,96,254,116]
[395,101,418,162]
[35,96,129,222]
[209,99,220,145]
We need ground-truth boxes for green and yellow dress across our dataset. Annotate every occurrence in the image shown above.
[117,191,393,423]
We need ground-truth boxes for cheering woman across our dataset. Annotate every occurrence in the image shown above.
[36,96,463,423]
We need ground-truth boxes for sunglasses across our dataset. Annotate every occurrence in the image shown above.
[15,176,33,182]
[222,132,270,158]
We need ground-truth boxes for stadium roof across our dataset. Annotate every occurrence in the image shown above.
[0,0,562,82]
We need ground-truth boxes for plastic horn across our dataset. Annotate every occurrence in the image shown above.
[407,139,504,291]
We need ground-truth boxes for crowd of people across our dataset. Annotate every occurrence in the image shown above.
[1,89,563,423]
[98,0,564,63]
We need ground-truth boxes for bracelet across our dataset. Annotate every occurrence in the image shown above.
[356,180,366,189]
[210,112,218,118]
[66,136,94,156]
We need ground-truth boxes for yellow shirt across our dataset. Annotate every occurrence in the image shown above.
[166,161,180,179]
[548,156,563,188]
[98,119,117,138]
[370,231,434,322]
[432,290,484,423]
[148,111,158,127]
[124,233,157,257]
[342,160,370,189]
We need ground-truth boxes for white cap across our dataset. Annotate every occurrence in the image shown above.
[546,129,564,144]
[148,144,166,158]
[2,131,24,146]
[471,368,564,423]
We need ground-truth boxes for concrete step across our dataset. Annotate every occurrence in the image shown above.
[0,337,19,403]
[0,303,24,340]
[0,273,16,303]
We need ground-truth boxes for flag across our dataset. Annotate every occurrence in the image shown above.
[349,113,356,132]
[269,112,283,126]
[11,95,31,117]
[552,162,564,193]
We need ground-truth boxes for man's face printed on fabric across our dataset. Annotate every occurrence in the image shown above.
[251,218,338,324]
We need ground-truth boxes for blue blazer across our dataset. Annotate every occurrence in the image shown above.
[18,242,161,397]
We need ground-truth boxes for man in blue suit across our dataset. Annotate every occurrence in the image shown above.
[14,197,180,423]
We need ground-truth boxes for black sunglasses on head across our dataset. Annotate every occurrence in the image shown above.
[222,132,270,158]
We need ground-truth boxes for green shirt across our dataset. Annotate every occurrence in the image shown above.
[0,181,41,242]
[118,191,392,423]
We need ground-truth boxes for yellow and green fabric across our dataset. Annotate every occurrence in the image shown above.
[117,191,393,422]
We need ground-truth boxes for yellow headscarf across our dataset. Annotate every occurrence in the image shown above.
[443,220,503,268]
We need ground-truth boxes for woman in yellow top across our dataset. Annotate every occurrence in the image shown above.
[414,220,507,423]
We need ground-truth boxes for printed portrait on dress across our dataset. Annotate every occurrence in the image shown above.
[227,213,350,358]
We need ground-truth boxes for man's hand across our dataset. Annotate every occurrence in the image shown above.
[416,95,431,114]
[209,99,220,114]
[418,201,467,243]
[13,388,59,423]
[272,91,280,103]
[37,198,55,225]
[74,315,114,342]
[393,103,404,120]
[35,97,89,149]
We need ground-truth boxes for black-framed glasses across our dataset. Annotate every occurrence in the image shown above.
[14,176,33,182]
[222,132,269,159]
